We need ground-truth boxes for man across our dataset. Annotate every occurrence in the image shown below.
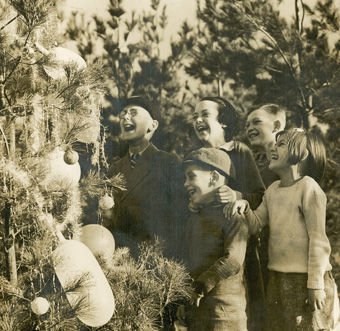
[107,96,186,259]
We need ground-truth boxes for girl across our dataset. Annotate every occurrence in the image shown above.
[192,96,265,208]
[192,96,266,331]
[229,128,339,330]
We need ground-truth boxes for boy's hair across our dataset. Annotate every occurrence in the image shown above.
[249,104,286,128]
[276,128,326,183]
[200,96,239,141]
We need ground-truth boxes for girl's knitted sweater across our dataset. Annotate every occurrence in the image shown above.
[244,176,332,290]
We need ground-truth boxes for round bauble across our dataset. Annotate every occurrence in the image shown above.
[99,194,115,210]
[42,46,87,80]
[64,149,79,165]
[31,297,50,315]
[42,147,81,186]
[79,224,115,261]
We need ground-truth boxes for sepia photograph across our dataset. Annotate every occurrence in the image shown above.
[0,0,339,330]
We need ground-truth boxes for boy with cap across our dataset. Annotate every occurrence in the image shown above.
[106,96,186,259]
[178,147,248,330]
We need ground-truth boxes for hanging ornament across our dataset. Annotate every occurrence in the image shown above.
[31,297,50,315]
[79,224,115,262]
[98,193,115,210]
[52,236,115,327]
[34,43,87,80]
[63,148,79,165]
[42,147,81,186]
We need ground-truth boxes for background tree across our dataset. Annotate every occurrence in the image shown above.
[65,0,197,157]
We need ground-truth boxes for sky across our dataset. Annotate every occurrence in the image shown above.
[63,0,197,36]
[61,0,340,51]
[61,0,197,57]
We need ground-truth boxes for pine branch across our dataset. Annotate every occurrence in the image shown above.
[0,14,19,31]
[231,2,308,110]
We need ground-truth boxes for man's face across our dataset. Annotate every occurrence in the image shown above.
[193,100,225,147]
[119,105,154,141]
[184,164,215,205]
[246,108,276,149]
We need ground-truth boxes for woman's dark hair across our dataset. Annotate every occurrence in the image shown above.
[200,96,239,141]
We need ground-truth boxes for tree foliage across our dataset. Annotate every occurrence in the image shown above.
[185,0,340,128]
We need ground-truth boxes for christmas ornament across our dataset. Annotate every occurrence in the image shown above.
[99,194,115,210]
[35,43,87,80]
[31,297,50,315]
[42,147,81,186]
[79,224,115,262]
[63,148,79,165]
[52,236,115,327]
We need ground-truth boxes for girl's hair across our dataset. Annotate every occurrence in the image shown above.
[200,96,239,141]
[276,128,327,183]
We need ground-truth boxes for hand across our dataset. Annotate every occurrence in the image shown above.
[223,200,249,219]
[308,289,326,311]
[176,305,186,324]
[215,185,238,204]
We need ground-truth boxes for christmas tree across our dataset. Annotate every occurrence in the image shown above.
[0,1,191,330]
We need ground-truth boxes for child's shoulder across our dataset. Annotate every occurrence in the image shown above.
[265,179,281,192]
[299,176,326,198]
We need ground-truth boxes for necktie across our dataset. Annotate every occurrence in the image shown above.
[130,153,140,168]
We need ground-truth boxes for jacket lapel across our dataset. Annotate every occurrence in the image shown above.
[119,144,158,201]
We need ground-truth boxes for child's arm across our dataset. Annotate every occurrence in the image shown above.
[224,197,269,235]
[216,143,265,208]
[193,219,248,296]
[303,181,331,292]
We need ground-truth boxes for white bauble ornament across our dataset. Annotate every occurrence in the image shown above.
[41,46,87,80]
[63,148,79,165]
[42,147,81,186]
[79,224,115,261]
[31,297,50,315]
[99,194,115,210]
[52,239,115,327]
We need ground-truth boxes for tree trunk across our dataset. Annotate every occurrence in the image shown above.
[4,202,17,286]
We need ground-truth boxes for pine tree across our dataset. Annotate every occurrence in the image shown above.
[0,1,191,329]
